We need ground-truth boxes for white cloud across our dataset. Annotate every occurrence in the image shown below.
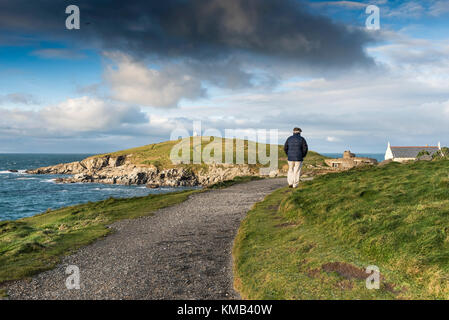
[310,1,387,10]
[153,32,449,151]
[86,31,448,152]
[104,53,205,108]
[421,99,449,116]
[3,29,449,153]
[383,1,425,18]
[40,96,147,132]
[0,96,148,136]
[380,1,449,19]
[0,108,42,134]
[326,136,341,142]
[429,0,449,16]
[367,35,449,89]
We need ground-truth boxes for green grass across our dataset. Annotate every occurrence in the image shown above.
[90,136,327,174]
[233,160,449,299]
[0,190,198,285]
[0,175,266,286]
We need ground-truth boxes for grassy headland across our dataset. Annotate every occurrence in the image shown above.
[89,136,327,174]
[233,160,449,299]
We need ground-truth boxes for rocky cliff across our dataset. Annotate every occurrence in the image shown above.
[26,155,261,187]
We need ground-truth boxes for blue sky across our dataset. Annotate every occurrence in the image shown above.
[0,45,101,106]
[1,0,449,154]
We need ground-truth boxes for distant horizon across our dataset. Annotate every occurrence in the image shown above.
[0,151,388,155]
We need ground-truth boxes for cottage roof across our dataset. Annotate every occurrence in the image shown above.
[390,146,439,159]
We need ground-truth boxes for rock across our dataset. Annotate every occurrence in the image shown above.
[146,183,160,189]
[8,169,18,173]
[269,170,279,178]
[26,155,262,187]
[108,155,126,167]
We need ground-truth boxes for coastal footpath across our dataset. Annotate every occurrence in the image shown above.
[4,178,285,299]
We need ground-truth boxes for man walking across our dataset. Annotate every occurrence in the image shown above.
[284,127,308,188]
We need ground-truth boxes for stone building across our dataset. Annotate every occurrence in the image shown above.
[384,142,441,162]
[324,150,378,169]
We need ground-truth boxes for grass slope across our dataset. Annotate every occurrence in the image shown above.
[233,160,449,299]
[90,136,327,172]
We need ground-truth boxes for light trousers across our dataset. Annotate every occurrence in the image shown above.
[287,161,303,187]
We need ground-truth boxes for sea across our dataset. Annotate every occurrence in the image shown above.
[0,154,197,221]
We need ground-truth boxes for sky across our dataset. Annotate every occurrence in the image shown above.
[0,0,448,154]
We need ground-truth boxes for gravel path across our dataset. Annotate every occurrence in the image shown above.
[5,178,285,300]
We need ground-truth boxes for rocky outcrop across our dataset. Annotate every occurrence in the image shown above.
[196,163,255,185]
[26,155,264,187]
[27,155,128,175]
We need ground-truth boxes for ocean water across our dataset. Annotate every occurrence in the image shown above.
[0,154,197,221]
[322,153,385,162]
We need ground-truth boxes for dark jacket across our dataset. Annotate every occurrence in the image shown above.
[284,133,308,161]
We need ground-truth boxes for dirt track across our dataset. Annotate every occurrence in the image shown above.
[5,178,285,300]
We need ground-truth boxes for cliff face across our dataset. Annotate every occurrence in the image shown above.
[25,155,260,187]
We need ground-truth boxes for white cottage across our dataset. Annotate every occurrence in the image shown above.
[385,142,441,162]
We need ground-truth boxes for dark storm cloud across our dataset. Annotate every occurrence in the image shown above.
[0,0,375,68]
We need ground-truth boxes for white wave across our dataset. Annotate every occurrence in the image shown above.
[0,169,27,174]
[93,187,118,191]
[40,179,56,183]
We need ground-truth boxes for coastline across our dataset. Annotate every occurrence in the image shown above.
[26,154,260,187]
[0,188,199,287]
[2,177,282,299]
[0,147,329,222]
[0,176,261,291]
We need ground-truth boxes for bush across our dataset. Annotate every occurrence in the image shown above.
[432,147,449,160]
[417,150,430,158]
